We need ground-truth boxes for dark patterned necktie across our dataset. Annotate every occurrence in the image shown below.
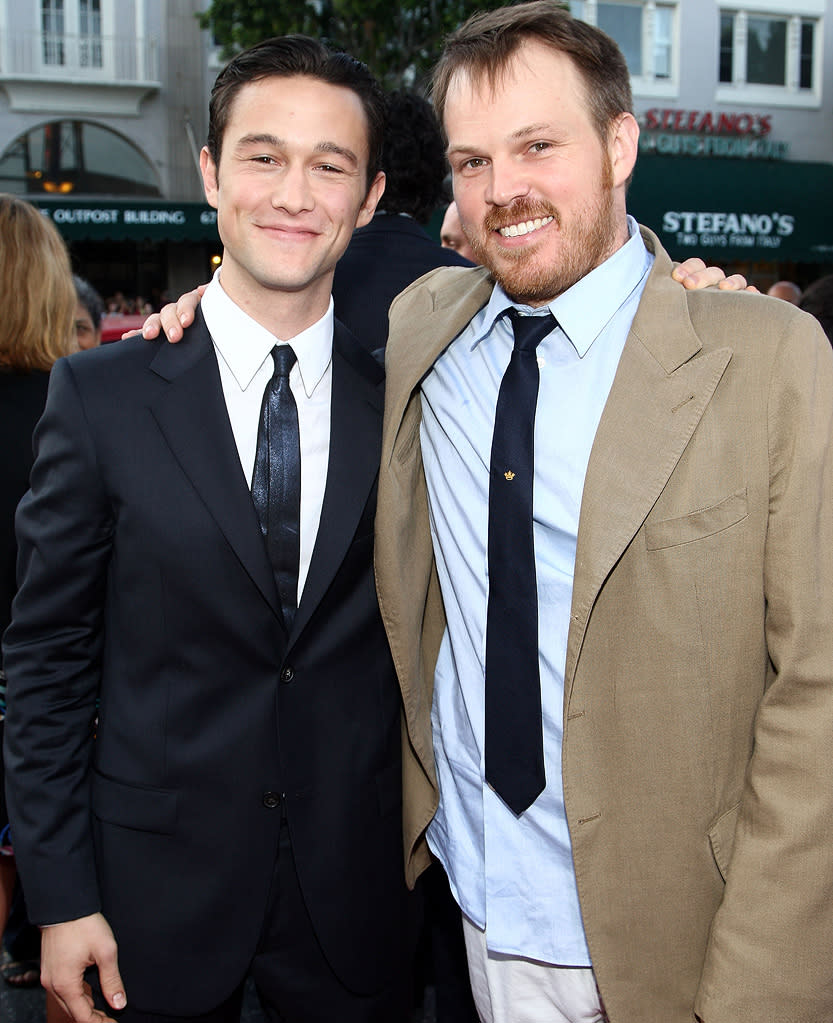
[251,344,300,633]
[485,309,555,815]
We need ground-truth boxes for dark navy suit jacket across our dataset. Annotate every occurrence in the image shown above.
[3,313,409,1014]
[332,213,472,353]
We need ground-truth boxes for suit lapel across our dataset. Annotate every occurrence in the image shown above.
[564,234,732,695]
[290,321,384,642]
[148,312,281,622]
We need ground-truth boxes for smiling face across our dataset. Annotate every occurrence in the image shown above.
[200,74,385,324]
[444,40,637,306]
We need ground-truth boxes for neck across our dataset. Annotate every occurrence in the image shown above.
[218,269,332,341]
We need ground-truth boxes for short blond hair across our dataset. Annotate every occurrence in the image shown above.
[0,195,76,371]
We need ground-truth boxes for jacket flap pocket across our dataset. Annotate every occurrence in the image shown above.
[708,802,740,880]
[92,770,177,834]
[645,488,748,550]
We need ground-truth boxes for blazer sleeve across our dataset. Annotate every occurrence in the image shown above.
[3,356,114,925]
[695,317,833,1021]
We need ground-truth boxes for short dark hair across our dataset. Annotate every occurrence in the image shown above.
[799,274,833,344]
[431,0,632,147]
[207,35,385,190]
[73,274,104,329]
[378,91,450,223]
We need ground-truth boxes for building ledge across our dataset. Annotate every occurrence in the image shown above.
[0,78,159,116]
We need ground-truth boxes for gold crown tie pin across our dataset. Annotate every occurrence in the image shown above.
[504,470,516,480]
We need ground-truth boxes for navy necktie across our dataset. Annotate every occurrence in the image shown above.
[251,345,300,634]
[485,308,555,815]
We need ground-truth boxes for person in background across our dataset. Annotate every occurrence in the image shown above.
[73,276,104,350]
[374,3,833,1020]
[440,201,477,263]
[331,90,473,352]
[0,195,76,986]
[798,273,833,343]
[766,279,801,304]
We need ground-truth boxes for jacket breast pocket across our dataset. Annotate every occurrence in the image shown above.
[92,770,178,834]
[644,488,748,551]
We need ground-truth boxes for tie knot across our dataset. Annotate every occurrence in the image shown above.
[271,345,297,379]
[507,309,555,353]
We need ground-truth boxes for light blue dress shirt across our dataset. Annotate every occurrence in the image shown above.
[420,218,654,964]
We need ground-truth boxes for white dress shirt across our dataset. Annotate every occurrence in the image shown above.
[201,272,333,603]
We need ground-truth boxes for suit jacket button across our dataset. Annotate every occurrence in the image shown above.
[280,666,294,683]
[262,791,281,809]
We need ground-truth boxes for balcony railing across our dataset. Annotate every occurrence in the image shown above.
[0,29,160,84]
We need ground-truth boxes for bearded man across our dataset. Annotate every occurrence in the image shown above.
[373,3,833,1022]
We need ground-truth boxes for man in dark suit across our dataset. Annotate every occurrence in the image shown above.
[331,90,472,353]
[3,36,412,1023]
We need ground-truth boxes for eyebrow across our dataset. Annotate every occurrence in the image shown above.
[235,133,360,167]
[447,122,554,159]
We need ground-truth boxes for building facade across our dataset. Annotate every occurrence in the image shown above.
[0,0,221,305]
[569,0,833,288]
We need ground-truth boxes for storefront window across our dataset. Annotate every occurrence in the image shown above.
[0,121,160,197]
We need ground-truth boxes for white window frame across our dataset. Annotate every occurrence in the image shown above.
[40,0,114,78]
[716,2,824,108]
[572,0,680,99]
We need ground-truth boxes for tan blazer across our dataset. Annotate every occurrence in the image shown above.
[375,226,833,1022]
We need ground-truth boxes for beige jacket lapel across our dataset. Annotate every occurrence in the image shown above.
[566,229,733,696]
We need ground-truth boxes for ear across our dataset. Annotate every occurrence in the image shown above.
[609,113,639,188]
[355,171,386,229]
[200,146,220,210]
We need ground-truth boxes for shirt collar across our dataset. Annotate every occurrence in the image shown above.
[201,268,333,397]
[474,216,650,357]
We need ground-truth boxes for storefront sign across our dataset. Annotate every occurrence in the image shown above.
[661,211,794,250]
[638,108,789,161]
[628,156,833,263]
[37,200,219,241]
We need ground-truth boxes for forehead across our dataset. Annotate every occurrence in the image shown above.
[444,40,590,136]
[224,74,371,157]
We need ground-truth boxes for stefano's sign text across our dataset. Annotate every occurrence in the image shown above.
[639,109,789,160]
[662,210,794,250]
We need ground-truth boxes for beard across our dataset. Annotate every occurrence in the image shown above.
[466,161,617,305]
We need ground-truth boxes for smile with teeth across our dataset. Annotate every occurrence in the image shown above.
[498,216,554,238]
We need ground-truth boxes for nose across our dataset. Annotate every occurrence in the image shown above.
[485,157,531,207]
[272,163,314,214]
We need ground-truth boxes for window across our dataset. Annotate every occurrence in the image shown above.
[718,9,818,96]
[41,0,106,72]
[570,1,679,92]
[42,0,66,66]
[80,0,103,68]
[598,3,643,74]
[0,121,161,197]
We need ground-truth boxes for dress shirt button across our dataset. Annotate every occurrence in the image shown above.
[280,666,294,684]
[262,791,281,809]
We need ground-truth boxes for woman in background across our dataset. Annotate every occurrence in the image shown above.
[0,194,77,992]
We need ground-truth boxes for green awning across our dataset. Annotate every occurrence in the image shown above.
[36,199,220,242]
[628,157,833,263]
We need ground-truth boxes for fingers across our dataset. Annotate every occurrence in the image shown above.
[140,313,163,340]
[718,273,759,293]
[40,914,125,1023]
[97,949,127,1014]
[673,257,707,281]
